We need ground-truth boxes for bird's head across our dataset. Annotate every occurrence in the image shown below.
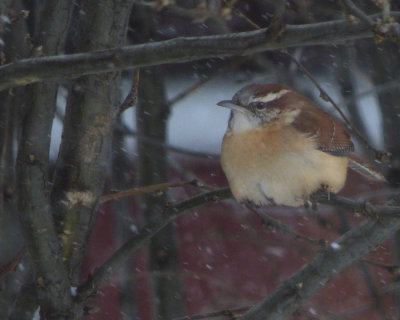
[217,83,299,132]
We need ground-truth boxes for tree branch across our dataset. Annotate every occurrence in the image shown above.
[0,247,26,280]
[1,13,399,90]
[101,180,199,204]
[15,0,76,318]
[51,0,135,282]
[342,0,374,26]
[77,185,400,307]
[239,200,400,320]
[314,193,400,218]
[76,187,232,302]
[282,51,390,162]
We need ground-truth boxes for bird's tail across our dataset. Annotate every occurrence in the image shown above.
[348,154,386,182]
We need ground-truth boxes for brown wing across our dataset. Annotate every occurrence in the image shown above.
[250,85,354,156]
[292,107,354,156]
[273,90,355,156]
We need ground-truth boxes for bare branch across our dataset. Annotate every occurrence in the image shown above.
[174,306,250,320]
[116,124,220,159]
[15,0,76,318]
[246,204,323,246]
[381,0,391,24]
[282,51,390,163]
[0,247,26,280]
[342,0,374,26]
[78,182,400,307]
[239,212,400,320]
[314,193,400,218]
[1,13,399,90]
[101,180,199,204]
[168,57,248,106]
[267,1,287,38]
[235,8,262,30]
[76,187,232,302]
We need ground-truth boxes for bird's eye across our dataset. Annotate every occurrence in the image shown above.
[255,103,266,110]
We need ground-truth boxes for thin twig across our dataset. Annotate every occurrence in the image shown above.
[282,51,390,162]
[312,192,400,218]
[235,1,286,37]
[235,9,262,29]
[246,204,323,246]
[381,0,391,24]
[327,303,372,320]
[267,1,287,38]
[101,180,201,203]
[358,260,388,319]
[76,187,232,302]
[342,78,400,104]
[363,259,400,274]
[168,158,217,197]
[327,277,400,320]
[342,0,374,26]
[0,247,27,280]
[168,57,248,106]
[162,3,213,22]
[116,124,220,159]
[174,306,251,320]
[374,0,400,43]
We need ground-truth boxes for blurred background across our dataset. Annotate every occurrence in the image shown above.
[1,0,400,319]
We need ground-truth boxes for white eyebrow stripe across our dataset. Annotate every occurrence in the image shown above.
[251,89,289,103]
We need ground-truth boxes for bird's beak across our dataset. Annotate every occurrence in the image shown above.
[217,100,245,113]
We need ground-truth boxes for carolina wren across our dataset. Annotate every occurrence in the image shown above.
[218,83,354,207]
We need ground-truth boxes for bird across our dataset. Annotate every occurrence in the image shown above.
[217,83,355,207]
